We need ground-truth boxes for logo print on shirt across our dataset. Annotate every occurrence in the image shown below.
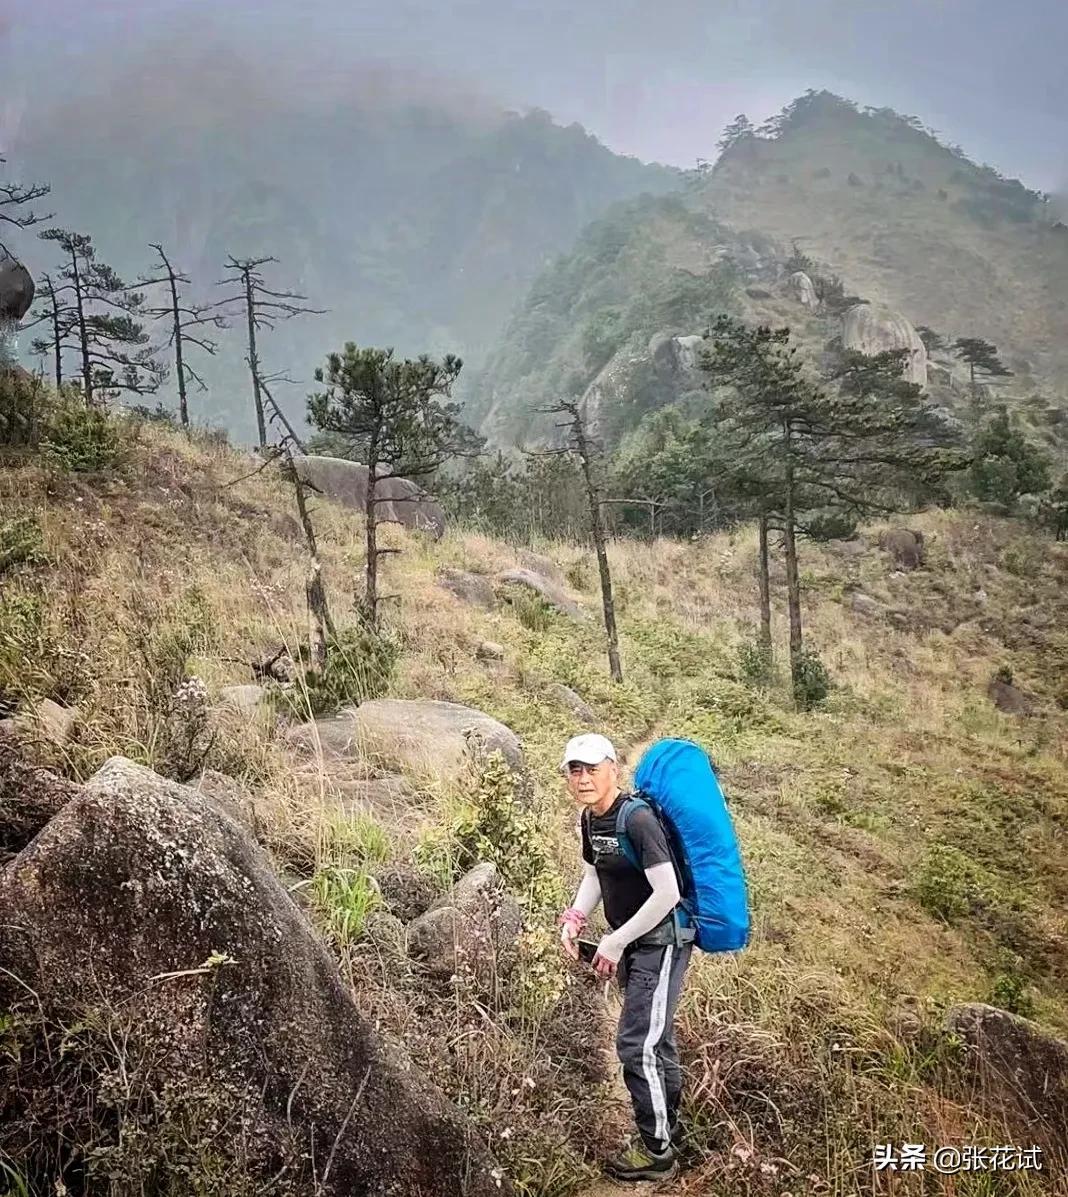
[591,833,622,860]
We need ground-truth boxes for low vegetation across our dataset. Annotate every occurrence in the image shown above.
[2,415,1067,1194]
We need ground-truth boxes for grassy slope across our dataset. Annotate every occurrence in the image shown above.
[3,424,1067,1194]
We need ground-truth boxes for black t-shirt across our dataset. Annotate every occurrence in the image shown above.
[581,792,673,930]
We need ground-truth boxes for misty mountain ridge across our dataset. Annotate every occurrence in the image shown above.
[475,90,1068,448]
[3,39,675,439]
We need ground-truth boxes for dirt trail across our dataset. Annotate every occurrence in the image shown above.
[582,1181,682,1197]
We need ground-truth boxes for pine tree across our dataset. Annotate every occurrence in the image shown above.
[307,343,477,626]
[717,114,756,154]
[703,318,958,704]
[952,336,1013,420]
[34,229,165,403]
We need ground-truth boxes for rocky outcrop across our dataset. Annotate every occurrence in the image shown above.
[841,303,928,386]
[848,591,882,619]
[0,756,507,1195]
[407,862,522,979]
[496,567,586,620]
[648,330,705,377]
[788,270,819,309]
[438,567,497,609]
[879,527,926,569]
[476,639,505,661]
[549,683,596,724]
[291,454,446,539]
[0,246,34,366]
[0,698,79,746]
[987,677,1034,715]
[945,1003,1068,1151]
[289,699,524,786]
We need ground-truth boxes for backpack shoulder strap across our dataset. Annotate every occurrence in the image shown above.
[615,795,649,871]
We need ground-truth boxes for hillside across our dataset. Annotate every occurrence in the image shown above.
[2,418,1067,1193]
[475,92,1068,449]
[2,38,675,440]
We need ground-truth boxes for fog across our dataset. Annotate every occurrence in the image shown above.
[2,0,1065,187]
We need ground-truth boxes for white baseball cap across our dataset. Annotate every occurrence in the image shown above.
[560,733,617,771]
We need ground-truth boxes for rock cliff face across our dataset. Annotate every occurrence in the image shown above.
[841,303,928,386]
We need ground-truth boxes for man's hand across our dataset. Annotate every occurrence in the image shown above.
[558,907,587,960]
[592,935,622,979]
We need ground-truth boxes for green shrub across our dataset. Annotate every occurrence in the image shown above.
[296,622,400,716]
[503,587,557,633]
[792,647,831,710]
[1000,540,1043,578]
[915,843,993,922]
[988,970,1034,1017]
[416,754,564,912]
[738,636,774,686]
[40,401,123,473]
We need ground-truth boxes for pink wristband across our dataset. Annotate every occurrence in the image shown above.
[559,907,587,928]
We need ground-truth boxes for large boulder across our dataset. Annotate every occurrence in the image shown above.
[841,303,928,386]
[496,567,586,621]
[788,270,819,309]
[291,454,446,539]
[289,699,524,787]
[0,757,507,1195]
[945,1003,1068,1150]
[407,862,523,979]
[0,246,34,367]
[879,527,926,569]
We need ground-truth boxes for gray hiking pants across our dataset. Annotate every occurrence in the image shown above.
[616,941,693,1152]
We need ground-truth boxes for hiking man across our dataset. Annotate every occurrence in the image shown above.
[558,733,693,1183]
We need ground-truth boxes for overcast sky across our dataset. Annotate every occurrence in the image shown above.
[3,0,1066,189]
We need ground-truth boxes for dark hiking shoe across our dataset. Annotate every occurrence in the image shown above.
[605,1139,678,1182]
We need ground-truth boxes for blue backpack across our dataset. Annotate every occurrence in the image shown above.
[617,738,750,953]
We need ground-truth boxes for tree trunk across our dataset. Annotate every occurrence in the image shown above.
[244,269,266,448]
[291,465,334,668]
[574,415,623,683]
[70,251,91,404]
[364,432,381,628]
[48,283,62,391]
[758,513,772,658]
[783,452,804,695]
[166,262,188,428]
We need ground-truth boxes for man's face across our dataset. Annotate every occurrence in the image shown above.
[565,758,619,808]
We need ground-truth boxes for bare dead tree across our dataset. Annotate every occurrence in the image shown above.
[261,381,335,669]
[29,273,71,390]
[215,256,323,448]
[140,244,227,428]
[533,396,623,683]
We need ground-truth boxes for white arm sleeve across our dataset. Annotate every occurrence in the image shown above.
[572,862,602,918]
[599,862,680,957]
